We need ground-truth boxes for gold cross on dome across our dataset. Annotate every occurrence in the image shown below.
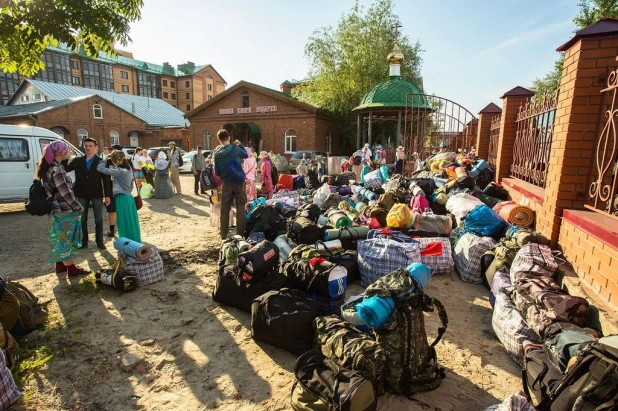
[392,23,402,39]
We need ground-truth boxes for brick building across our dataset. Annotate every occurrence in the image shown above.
[0,44,226,113]
[185,81,342,155]
[0,79,190,149]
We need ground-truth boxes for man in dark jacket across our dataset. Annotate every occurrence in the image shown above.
[213,129,248,240]
[64,137,111,249]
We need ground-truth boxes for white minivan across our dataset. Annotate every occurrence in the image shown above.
[0,124,83,202]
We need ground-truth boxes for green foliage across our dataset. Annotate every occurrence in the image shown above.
[0,0,144,76]
[295,0,423,140]
[533,0,618,94]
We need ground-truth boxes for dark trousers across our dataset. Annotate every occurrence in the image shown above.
[194,172,201,194]
[78,197,104,246]
[220,180,247,239]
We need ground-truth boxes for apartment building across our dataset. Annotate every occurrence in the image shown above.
[0,44,226,112]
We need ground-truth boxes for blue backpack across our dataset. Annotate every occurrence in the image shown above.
[229,160,246,186]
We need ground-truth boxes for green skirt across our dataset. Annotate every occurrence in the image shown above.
[48,211,82,263]
[115,193,141,242]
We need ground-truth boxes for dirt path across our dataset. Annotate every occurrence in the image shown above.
[0,175,521,411]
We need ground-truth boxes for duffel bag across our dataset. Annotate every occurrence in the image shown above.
[510,243,559,283]
[410,213,453,235]
[95,259,136,291]
[212,263,288,313]
[308,293,346,316]
[416,237,454,275]
[291,349,377,411]
[367,228,416,244]
[483,182,509,200]
[489,269,511,309]
[122,246,165,287]
[357,236,421,287]
[483,239,520,288]
[446,193,484,225]
[282,257,347,299]
[289,217,321,245]
[363,170,383,190]
[454,232,497,284]
[251,288,325,356]
[386,204,412,230]
[522,348,563,408]
[296,203,321,223]
[314,315,387,395]
[337,171,356,186]
[235,240,280,284]
[329,250,360,284]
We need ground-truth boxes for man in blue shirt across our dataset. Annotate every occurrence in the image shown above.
[213,129,248,240]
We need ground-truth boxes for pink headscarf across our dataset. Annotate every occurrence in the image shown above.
[43,141,69,164]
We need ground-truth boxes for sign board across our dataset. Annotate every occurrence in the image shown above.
[256,105,277,113]
[219,108,234,115]
[237,107,251,114]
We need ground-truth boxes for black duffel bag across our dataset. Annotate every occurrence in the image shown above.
[245,205,283,240]
[212,263,288,313]
[330,250,360,284]
[288,216,321,245]
[296,203,321,223]
[483,182,509,200]
[235,240,280,284]
[281,258,347,299]
[251,288,325,355]
[291,349,377,411]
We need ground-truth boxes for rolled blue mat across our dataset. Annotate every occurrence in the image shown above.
[358,188,378,201]
[356,296,395,329]
[113,237,152,261]
[407,262,431,291]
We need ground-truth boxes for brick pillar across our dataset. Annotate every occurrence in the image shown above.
[476,103,502,159]
[538,22,618,244]
[495,87,535,182]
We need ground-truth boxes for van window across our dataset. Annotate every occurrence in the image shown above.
[39,139,83,158]
[0,137,29,162]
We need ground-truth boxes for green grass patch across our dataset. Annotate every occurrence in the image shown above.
[64,275,99,296]
[12,345,54,386]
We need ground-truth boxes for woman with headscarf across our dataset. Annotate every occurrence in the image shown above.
[153,151,174,199]
[360,159,371,183]
[395,146,405,175]
[97,151,141,242]
[37,141,89,276]
[243,147,257,202]
[296,159,308,176]
[258,151,273,199]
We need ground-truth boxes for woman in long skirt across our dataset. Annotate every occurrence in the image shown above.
[153,152,174,199]
[258,151,273,199]
[97,151,141,242]
[243,147,257,202]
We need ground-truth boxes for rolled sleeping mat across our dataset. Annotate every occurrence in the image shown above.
[113,237,152,261]
[324,226,370,241]
[356,295,395,329]
[498,204,535,227]
[315,240,343,251]
[358,188,378,201]
[407,262,431,291]
[273,235,293,261]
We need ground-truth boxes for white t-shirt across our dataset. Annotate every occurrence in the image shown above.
[361,149,372,162]
[131,154,146,170]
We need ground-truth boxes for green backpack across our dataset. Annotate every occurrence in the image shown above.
[365,269,448,396]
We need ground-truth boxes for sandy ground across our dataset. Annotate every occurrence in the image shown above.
[0,174,523,411]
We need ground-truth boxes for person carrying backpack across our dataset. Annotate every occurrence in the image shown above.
[213,129,248,240]
[258,151,274,200]
[37,141,90,277]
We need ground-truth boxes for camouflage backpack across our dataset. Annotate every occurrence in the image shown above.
[365,269,448,395]
[512,276,589,337]
[314,315,387,395]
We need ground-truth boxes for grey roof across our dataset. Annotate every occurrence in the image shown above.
[10,80,189,127]
[0,97,89,118]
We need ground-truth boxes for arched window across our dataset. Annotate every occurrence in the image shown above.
[285,128,297,153]
[326,130,332,155]
[50,127,66,138]
[93,104,103,119]
[109,130,120,146]
[77,129,88,146]
[242,91,249,108]
[202,129,212,150]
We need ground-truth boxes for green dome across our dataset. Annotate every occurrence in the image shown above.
[353,76,431,111]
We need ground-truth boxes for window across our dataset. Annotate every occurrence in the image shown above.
[207,84,212,91]
[82,61,114,91]
[109,130,120,146]
[93,104,103,119]
[137,72,161,98]
[20,95,29,102]
[171,81,176,88]
[185,92,190,99]
[71,60,79,70]
[34,51,71,85]
[77,129,89,146]
[171,93,176,99]
[326,130,332,155]
[163,92,169,99]
[32,93,41,101]
[185,80,190,87]
[242,91,249,108]
[186,104,191,111]
[0,138,29,162]
[162,79,168,87]
[202,130,211,150]
[120,71,128,79]
[285,128,297,153]
[121,85,129,92]
[208,95,212,100]
[71,76,80,85]
[0,72,19,105]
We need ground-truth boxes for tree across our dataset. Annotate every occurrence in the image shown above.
[295,0,423,144]
[0,0,144,76]
[532,0,618,94]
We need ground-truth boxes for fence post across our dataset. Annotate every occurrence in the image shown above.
[495,87,535,183]
[539,20,618,244]
[476,103,502,159]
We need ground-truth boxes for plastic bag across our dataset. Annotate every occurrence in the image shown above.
[313,184,330,209]
[140,183,154,199]
[386,203,413,229]
[460,204,506,238]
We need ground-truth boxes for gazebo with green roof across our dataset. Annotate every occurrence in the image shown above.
[352,42,431,150]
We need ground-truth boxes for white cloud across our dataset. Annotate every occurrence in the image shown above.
[481,19,573,55]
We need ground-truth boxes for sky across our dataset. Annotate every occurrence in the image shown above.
[127,0,581,114]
